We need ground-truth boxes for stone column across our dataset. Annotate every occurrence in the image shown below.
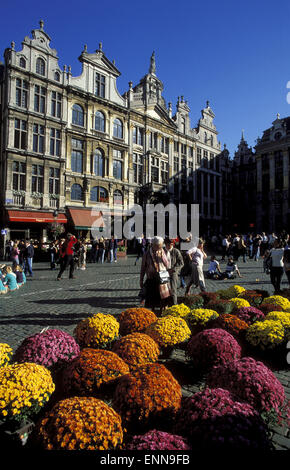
[283,149,289,226]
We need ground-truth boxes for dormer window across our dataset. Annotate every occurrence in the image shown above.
[95,73,106,98]
[54,71,60,82]
[19,57,26,69]
[36,57,45,76]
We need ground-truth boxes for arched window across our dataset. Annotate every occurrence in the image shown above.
[95,111,105,132]
[36,57,45,76]
[54,71,60,82]
[113,118,123,139]
[93,149,105,177]
[71,183,83,201]
[90,186,99,202]
[72,104,84,126]
[113,189,123,205]
[19,57,26,69]
[90,186,108,202]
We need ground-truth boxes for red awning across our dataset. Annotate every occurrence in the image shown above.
[7,210,67,224]
[68,208,105,230]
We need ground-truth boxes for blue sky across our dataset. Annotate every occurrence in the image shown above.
[1,0,290,156]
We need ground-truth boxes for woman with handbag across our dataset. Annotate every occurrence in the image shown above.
[139,236,172,314]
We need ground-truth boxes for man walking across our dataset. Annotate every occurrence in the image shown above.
[164,238,184,305]
[57,233,77,280]
[24,239,34,277]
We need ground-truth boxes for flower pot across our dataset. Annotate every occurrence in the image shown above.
[0,418,35,447]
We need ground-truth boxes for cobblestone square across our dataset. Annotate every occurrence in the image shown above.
[0,254,289,449]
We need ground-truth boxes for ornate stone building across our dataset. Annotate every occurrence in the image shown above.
[255,114,290,233]
[0,21,231,241]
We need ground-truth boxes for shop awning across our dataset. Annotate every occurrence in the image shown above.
[7,210,67,224]
[68,208,105,230]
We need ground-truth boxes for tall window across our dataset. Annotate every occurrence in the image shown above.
[151,157,159,183]
[31,164,44,193]
[19,57,26,68]
[14,119,27,150]
[93,149,105,176]
[113,190,123,205]
[71,138,83,173]
[34,85,46,113]
[33,124,45,153]
[174,156,179,173]
[95,111,105,132]
[161,161,168,184]
[113,118,123,139]
[49,168,60,194]
[133,127,144,146]
[51,91,62,118]
[181,117,186,134]
[36,57,45,76]
[197,147,202,164]
[16,78,28,108]
[95,73,106,98]
[133,153,143,184]
[50,128,61,156]
[12,162,26,190]
[72,104,84,126]
[71,183,83,201]
[150,132,158,150]
[113,149,123,180]
[54,71,60,82]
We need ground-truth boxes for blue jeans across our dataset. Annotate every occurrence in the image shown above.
[99,249,105,263]
[25,257,33,276]
[109,249,114,262]
[254,247,260,261]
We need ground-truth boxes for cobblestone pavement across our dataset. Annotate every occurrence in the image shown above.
[0,254,289,449]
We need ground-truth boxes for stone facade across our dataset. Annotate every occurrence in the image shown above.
[255,114,290,233]
[0,21,231,240]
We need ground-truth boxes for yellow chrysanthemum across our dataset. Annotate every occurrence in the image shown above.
[187,308,219,328]
[145,315,191,348]
[229,298,251,309]
[74,313,119,348]
[246,320,285,350]
[161,303,191,319]
[0,343,13,368]
[262,296,290,310]
[266,312,290,340]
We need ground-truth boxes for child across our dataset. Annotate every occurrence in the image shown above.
[14,265,24,287]
[222,256,242,279]
[0,274,8,294]
[3,266,19,291]
[206,255,222,279]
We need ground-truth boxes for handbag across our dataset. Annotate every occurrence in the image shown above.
[158,270,170,284]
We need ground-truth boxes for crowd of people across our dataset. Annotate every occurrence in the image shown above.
[2,230,290,309]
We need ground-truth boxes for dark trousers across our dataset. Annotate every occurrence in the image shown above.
[270,267,283,293]
[57,255,74,279]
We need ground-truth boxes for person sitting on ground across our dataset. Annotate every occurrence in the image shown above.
[206,255,222,279]
[3,266,19,291]
[221,256,242,279]
[14,264,24,287]
[0,265,8,294]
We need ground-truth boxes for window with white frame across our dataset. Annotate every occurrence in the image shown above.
[95,111,105,132]
[51,91,62,118]
[95,73,106,98]
[113,118,123,139]
[34,85,46,113]
[113,149,123,180]
[33,124,45,153]
[161,161,168,184]
[133,126,144,146]
[12,161,26,191]
[16,78,28,108]
[49,167,60,195]
[31,164,44,193]
[50,128,61,157]
[14,119,27,150]
[72,104,84,126]
[151,157,159,183]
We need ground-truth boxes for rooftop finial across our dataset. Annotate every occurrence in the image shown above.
[277,112,280,120]
[149,51,156,74]
[39,19,44,30]
[99,42,103,51]
[241,129,245,140]
[206,100,210,108]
